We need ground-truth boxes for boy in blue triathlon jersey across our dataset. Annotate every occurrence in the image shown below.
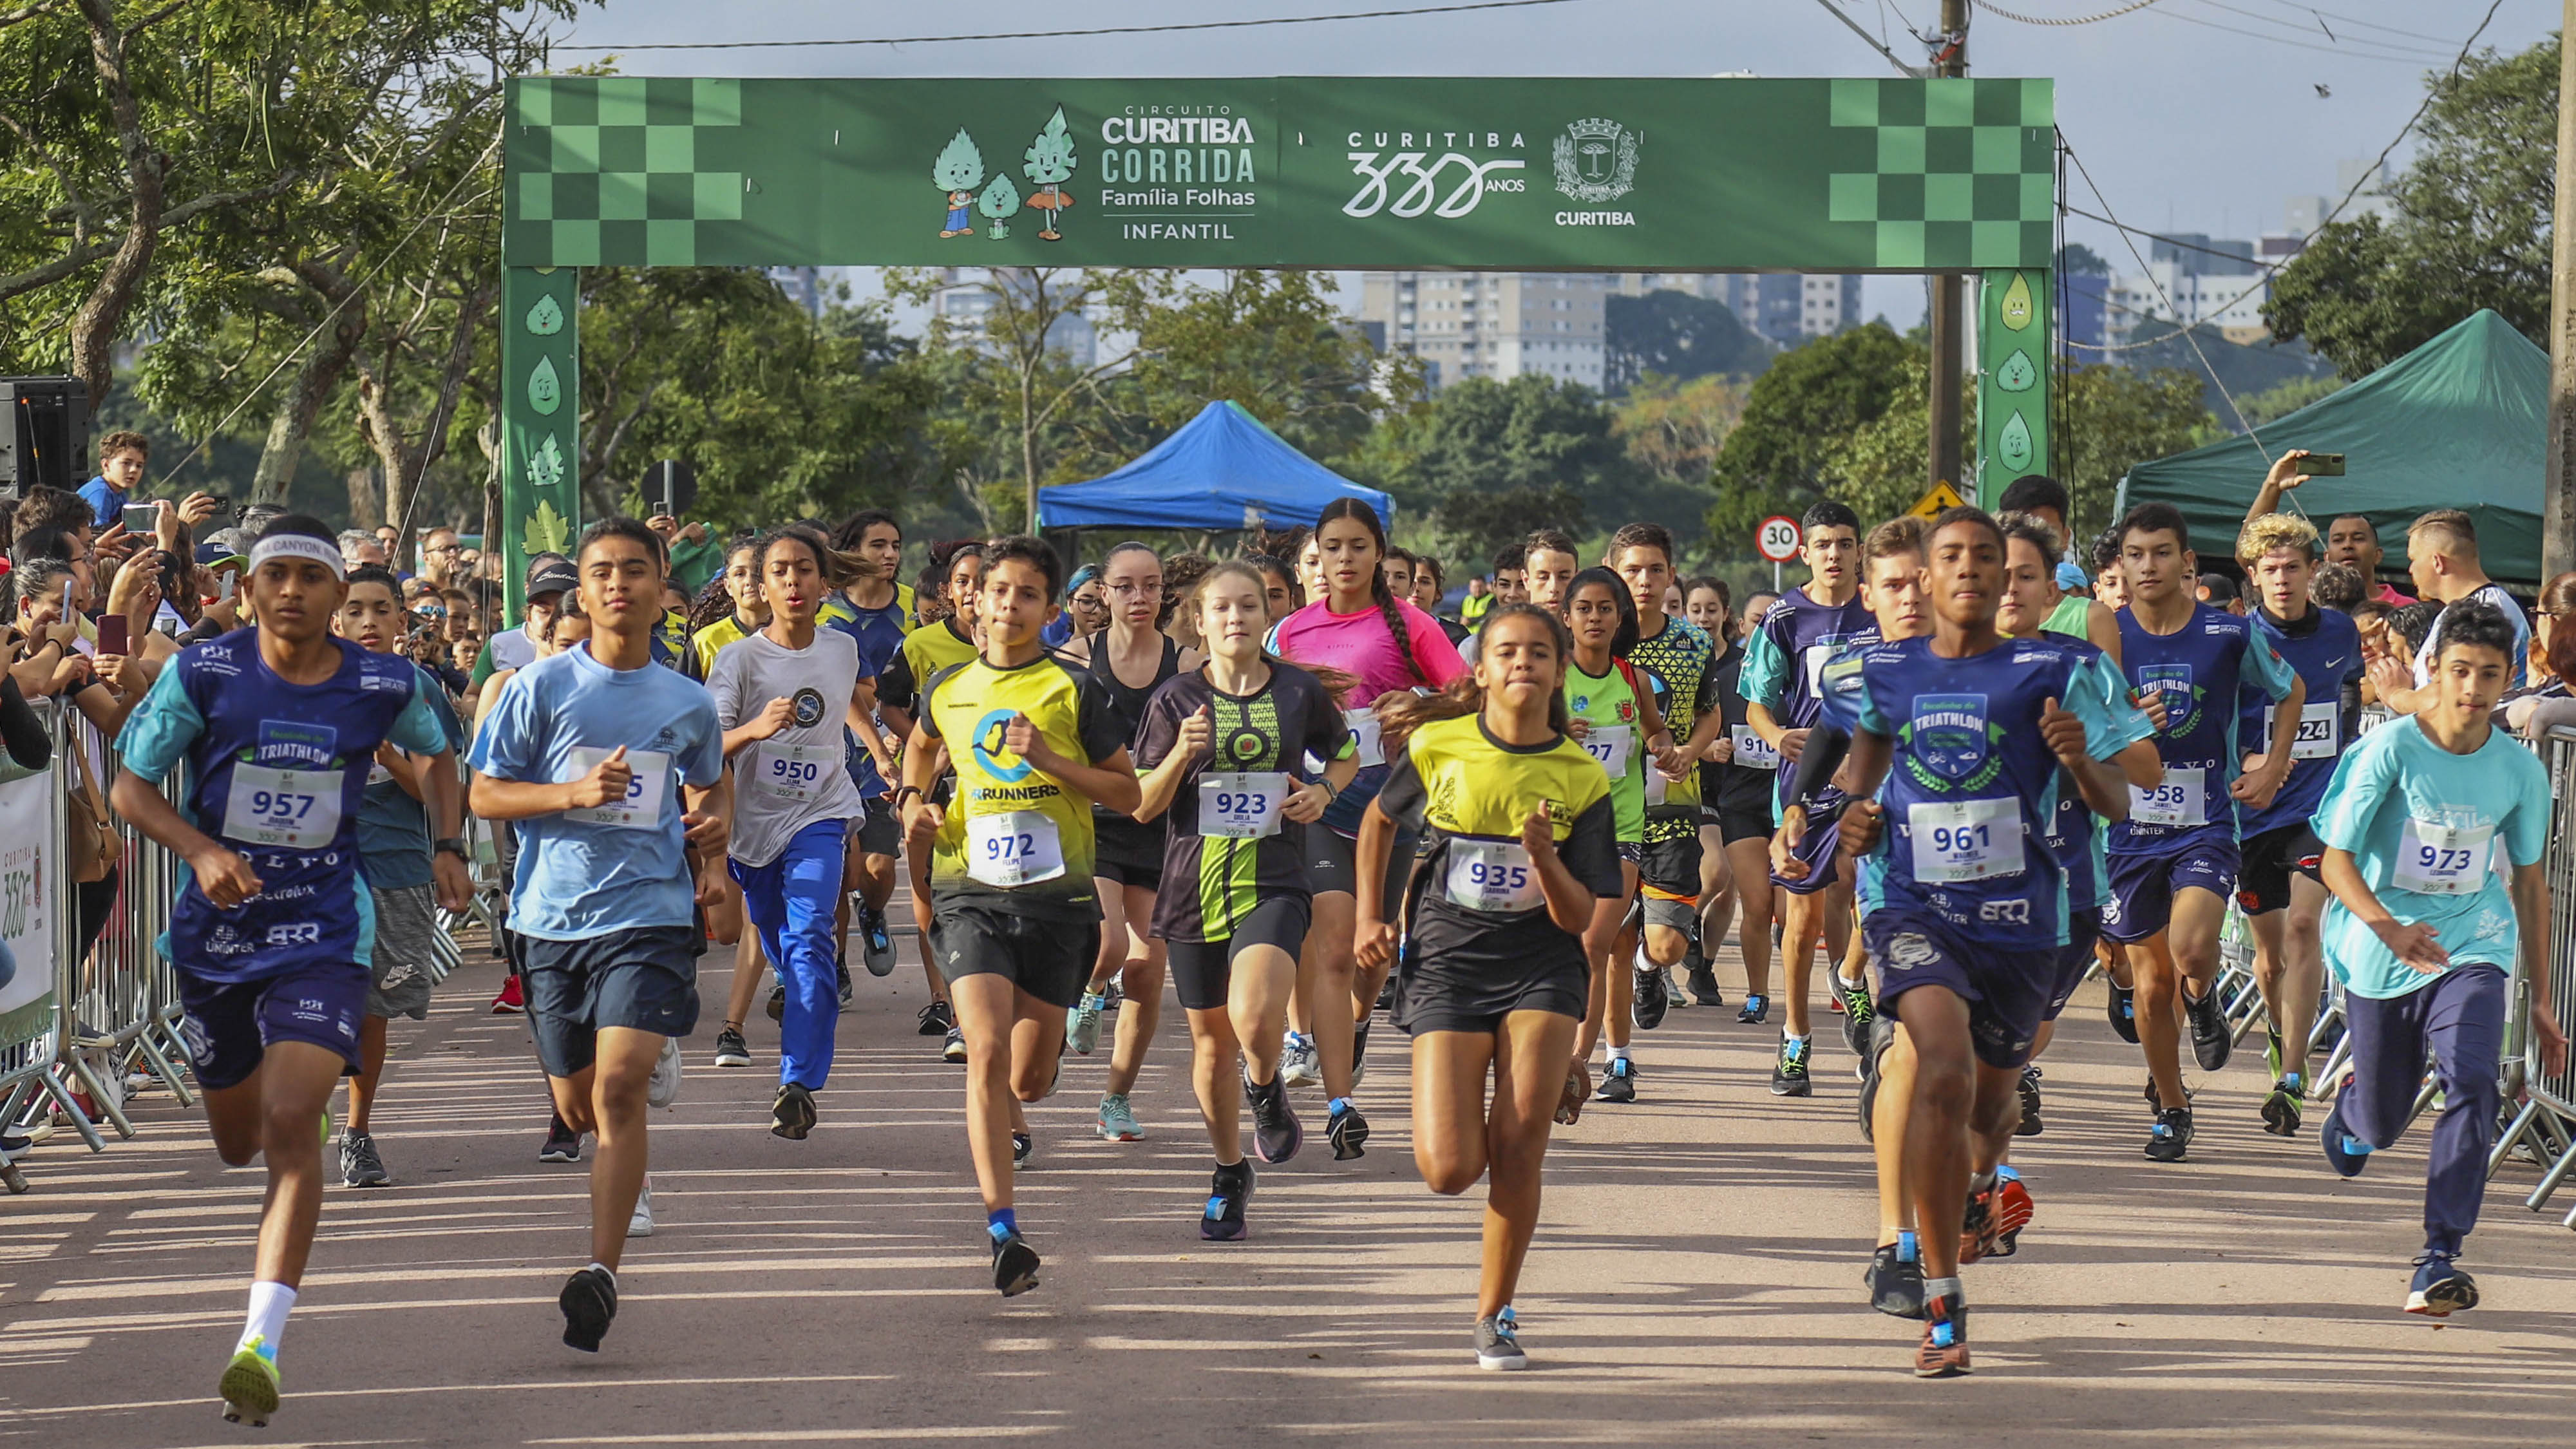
[1797,507,2146,1377]
[2313,600,2565,1315]
[111,516,472,1426]
[469,518,732,1355]
[2233,513,2365,1136]
[1742,500,1875,1089]
[2103,503,2303,1162]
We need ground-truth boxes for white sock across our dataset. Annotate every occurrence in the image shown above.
[239,1280,296,1356]
[588,1260,616,1285]
[1633,943,1653,972]
[1610,1045,1632,1065]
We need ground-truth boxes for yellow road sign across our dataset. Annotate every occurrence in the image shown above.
[1908,480,1967,519]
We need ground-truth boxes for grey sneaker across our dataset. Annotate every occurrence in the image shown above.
[1066,992,1106,1055]
[627,1176,654,1238]
[1096,1092,1144,1142]
[339,1130,390,1188]
[1475,1307,1528,1370]
[647,1035,683,1109]
[1280,1033,1321,1087]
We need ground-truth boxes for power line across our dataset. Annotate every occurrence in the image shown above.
[1974,0,2167,26]
[2236,0,2460,46]
[2141,2,2452,63]
[2063,205,2278,263]
[553,0,1593,52]
[2186,0,2450,58]
[1811,0,1927,76]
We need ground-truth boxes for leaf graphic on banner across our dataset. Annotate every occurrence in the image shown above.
[521,498,571,559]
[1998,410,2034,473]
[933,128,985,191]
[529,355,562,415]
[527,434,565,493]
[979,173,1021,238]
[1996,348,2036,393]
[2000,274,2034,332]
[526,293,565,336]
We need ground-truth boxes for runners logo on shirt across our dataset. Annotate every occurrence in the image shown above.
[1903,694,2002,791]
[971,708,1036,784]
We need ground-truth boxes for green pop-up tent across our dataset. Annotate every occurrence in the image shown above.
[2120,310,2546,587]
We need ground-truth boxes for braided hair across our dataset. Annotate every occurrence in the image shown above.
[1379,603,1571,749]
[1314,497,1417,685]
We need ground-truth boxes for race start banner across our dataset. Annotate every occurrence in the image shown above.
[503,75,2056,272]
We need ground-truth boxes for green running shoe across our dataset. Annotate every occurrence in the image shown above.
[219,1340,281,1426]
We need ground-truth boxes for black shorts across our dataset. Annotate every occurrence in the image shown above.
[855,795,900,857]
[1093,813,1167,891]
[1168,896,1311,1012]
[2235,822,2324,917]
[931,898,1098,1010]
[176,962,368,1092]
[1307,823,1418,907]
[1638,835,1702,933]
[521,924,703,1079]
[1868,911,2058,1070]
[1715,804,1774,846]
[1395,931,1588,1037]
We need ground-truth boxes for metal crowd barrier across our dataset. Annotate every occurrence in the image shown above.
[2492,726,2576,1223]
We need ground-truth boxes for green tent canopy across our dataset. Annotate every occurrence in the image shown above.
[2120,310,2546,588]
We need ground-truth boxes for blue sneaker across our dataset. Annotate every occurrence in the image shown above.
[1736,992,1770,1025]
[2405,1253,2477,1316]
[2320,1097,2372,1178]
[860,907,896,977]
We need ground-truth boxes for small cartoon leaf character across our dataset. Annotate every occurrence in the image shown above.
[933,128,985,238]
[978,173,1021,240]
[520,497,570,560]
[1022,106,1077,241]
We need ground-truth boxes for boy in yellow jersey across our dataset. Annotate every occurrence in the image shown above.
[897,536,1142,1296]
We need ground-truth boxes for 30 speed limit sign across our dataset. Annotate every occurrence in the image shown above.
[1756,516,1802,563]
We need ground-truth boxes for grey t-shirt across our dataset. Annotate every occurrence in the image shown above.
[706,629,867,869]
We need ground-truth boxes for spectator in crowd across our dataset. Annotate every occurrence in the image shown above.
[466,555,575,707]
[419,527,464,588]
[339,530,388,573]
[2366,510,2532,713]
[2197,573,2245,614]
[647,511,721,597]
[1043,564,1103,649]
[2244,448,2415,607]
[2501,571,2576,735]
[1459,571,1492,627]
[2311,562,2367,614]
[1998,473,2087,590]
[77,431,150,530]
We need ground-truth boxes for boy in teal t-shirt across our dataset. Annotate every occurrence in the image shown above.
[2311,598,2567,1318]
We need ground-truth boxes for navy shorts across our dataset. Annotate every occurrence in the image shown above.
[2043,909,2103,1021]
[855,794,900,857]
[2102,838,2241,944]
[520,924,703,1079]
[176,962,368,1092]
[1772,799,1847,896]
[1866,911,2058,1070]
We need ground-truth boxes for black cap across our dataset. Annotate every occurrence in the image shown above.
[526,558,578,599]
[2197,573,2240,603]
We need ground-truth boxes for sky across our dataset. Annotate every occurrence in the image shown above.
[545,0,2559,330]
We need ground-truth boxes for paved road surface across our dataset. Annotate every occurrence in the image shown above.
[3,925,2570,1446]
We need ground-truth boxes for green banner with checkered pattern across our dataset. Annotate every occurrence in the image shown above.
[502,75,2054,270]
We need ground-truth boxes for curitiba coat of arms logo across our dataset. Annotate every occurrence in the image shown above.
[1552,117,1640,204]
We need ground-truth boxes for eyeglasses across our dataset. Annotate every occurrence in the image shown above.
[425,542,461,554]
[1106,582,1162,598]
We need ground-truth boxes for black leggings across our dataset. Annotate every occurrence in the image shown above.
[75,864,119,963]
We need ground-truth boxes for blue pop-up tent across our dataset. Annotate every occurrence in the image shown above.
[1037,400,1394,531]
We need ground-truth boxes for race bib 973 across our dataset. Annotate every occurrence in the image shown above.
[2392,817,2494,896]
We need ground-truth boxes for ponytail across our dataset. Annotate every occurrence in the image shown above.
[1381,602,1569,750]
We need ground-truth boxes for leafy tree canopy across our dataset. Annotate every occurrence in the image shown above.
[1603,289,1773,395]
[1704,321,1917,544]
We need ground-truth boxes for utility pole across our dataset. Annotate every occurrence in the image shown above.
[1925,0,1968,495]
[2546,6,2576,580]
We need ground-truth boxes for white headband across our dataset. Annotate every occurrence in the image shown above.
[247,534,346,579]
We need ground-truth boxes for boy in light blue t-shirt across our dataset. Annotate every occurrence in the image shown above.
[2311,600,2566,1319]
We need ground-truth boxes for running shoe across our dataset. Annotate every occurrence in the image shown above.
[1987,1170,2034,1259]
[1833,973,1875,1059]
[1012,1131,1033,1169]
[2184,982,2232,1072]
[2145,1106,2193,1162]
[1201,1161,1252,1242]
[2405,1253,2478,1317]
[2105,979,2137,1044]
[1770,1035,1812,1097]
[2320,1095,2372,1177]
[1631,954,1671,1030]
[1328,1101,1370,1160]
[942,1027,966,1065]
[1097,1093,1145,1142]
[489,974,525,1014]
[990,1227,1043,1296]
[1915,1293,1970,1378]
[1737,992,1770,1025]
[1245,1072,1303,1163]
[2015,1065,2045,1137]
[339,1130,390,1188]
[836,958,855,1010]
[917,998,955,1036]
[1067,991,1106,1055]
[713,1027,752,1068]
[1662,964,1690,1009]
[1857,1022,1886,1144]
[1959,1174,1998,1265]
[1555,1064,1588,1126]
[2264,1027,2284,1083]
[1280,1032,1321,1087]
[646,1035,683,1110]
[1685,965,1724,1009]
[539,1113,582,1163]
[861,906,896,977]
[1594,1057,1637,1103]
[1351,1019,1372,1088]
[219,1340,281,1425]
[2262,1074,2306,1137]
[560,1265,618,1352]
[1475,1306,1528,1370]
[772,1082,817,1140]
[766,980,786,1021]
[1865,1237,1927,1319]
[628,1177,654,1238]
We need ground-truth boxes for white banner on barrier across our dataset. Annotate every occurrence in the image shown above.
[0,768,57,1023]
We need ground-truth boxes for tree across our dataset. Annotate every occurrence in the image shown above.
[1614,372,1747,491]
[1602,289,1772,394]
[2052,363,2211,545]
[1349,372,1633,560]
[1704,322,1917,543]
[2264,37,2555,375]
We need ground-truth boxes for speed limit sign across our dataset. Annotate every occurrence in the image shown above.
[1756,516,1802,563]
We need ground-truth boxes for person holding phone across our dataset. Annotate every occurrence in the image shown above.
[79,430,151,529]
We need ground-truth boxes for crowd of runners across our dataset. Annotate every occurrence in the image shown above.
[100,460,2571,1423]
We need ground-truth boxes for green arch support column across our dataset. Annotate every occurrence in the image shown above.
[1976,267,2051,510]
[500,265,581,623]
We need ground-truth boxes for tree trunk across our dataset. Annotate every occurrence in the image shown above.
[1021,365,1041,533]
[344,465,379,527]
[66,0,164,406]
[250,298,367,505]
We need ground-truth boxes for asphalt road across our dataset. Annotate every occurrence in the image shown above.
[3,923,2571,1447]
